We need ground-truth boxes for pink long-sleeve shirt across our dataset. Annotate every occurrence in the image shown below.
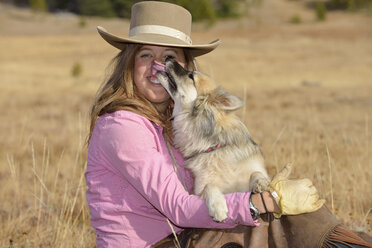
[85,110,258,247]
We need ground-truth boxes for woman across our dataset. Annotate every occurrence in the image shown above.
[85,2,366,248]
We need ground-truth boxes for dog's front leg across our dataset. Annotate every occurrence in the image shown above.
[203,184,228,222]
[249,171,270,193]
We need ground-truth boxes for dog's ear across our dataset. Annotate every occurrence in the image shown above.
[214,89,243,112]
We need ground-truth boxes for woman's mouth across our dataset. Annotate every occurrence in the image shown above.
[147,75,162,85]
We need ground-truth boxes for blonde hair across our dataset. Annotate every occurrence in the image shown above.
[88,43,196,143]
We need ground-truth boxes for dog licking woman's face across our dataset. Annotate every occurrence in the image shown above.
[133,45,186,104]
[156,58,200,111]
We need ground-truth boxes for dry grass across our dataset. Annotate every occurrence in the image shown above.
[0,1,371,247]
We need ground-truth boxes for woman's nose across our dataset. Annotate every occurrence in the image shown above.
[151,60,166,75]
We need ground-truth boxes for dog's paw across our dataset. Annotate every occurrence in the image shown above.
[208,198,228,222]
[251,177,270,193]
[205,191,228,222]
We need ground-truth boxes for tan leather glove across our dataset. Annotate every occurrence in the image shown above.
[268,164,325,218]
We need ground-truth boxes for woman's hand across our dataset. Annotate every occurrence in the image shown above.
[268,164,325,218]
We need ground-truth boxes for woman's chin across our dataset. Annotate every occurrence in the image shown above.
[147,90,170,103]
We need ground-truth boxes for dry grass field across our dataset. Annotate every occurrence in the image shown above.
[0,0,372,247]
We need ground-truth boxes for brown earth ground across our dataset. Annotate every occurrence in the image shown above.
[0,0,371,247]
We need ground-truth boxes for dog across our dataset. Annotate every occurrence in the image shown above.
[156,59,270,222]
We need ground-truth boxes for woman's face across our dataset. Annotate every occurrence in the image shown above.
[134,45,186,103]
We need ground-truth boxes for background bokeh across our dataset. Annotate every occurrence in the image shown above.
[0,0,371,247]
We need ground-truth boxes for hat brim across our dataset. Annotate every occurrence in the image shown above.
[97,26,220,57]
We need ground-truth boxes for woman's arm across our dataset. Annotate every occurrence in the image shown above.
[97,112,259,228]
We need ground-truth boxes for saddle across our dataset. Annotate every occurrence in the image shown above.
[153,206,372,248]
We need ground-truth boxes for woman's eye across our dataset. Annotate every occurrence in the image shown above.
[140,54,151,58]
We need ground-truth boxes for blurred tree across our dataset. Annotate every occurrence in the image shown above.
[7,0,372,17]
[111,0,137,18]
[29,0,48,12]
[215,0,241,18]
[3,0,29,6]
[46,0,79,13]
[190,0,216,22]
[78,0,115,17]
[8,0,245,22]
[315,1,327,21]
[174,0,216,22]
[326,0,372,11]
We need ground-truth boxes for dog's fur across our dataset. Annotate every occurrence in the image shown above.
[157,59,270,222]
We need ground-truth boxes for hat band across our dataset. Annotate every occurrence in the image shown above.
[129,25,192,45]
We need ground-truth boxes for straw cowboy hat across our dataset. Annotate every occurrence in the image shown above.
[97,1,220,57]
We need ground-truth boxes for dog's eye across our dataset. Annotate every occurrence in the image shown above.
[188,72,194,80]
[165,55,175,61]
